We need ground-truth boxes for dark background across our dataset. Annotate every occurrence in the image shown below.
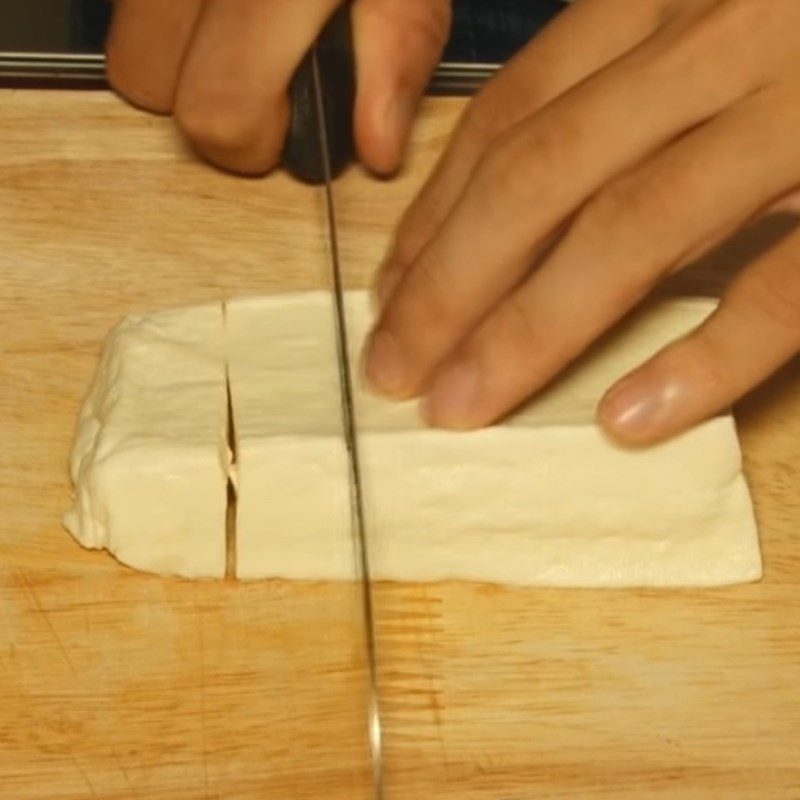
[0,0,566,64]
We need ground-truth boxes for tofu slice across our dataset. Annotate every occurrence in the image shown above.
[225,294,353,581]
[64,304,229,578]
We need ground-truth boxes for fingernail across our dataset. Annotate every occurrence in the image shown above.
[366,328,407,396]
[423,359,481,428]
[600,375,685,442]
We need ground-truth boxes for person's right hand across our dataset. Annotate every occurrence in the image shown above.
[105,0,451,176]
[367,0,800,447]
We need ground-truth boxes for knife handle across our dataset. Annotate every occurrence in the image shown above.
[282,4,356,185]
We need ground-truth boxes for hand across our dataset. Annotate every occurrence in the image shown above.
[106,0,451,175]
[367,0,800,445]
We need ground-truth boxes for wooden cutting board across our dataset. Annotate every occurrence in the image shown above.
[1,89,798,800]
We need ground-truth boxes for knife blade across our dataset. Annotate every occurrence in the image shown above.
[306,16,385,800]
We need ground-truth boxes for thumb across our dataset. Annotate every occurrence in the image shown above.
[352,0,451,175]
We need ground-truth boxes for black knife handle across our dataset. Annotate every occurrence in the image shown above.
[283,4,356,185]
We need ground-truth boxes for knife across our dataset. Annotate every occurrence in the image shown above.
[283,4,356,184]
[295,8,385,798]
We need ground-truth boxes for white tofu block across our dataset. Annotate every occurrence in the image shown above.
[64,304,229,578]
[225,295,353,581]
[66,290,761,588]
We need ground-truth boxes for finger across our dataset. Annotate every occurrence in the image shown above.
[173,0,339,175]
[365,11,761,400]
[599,226,800,445]
[420,88,800,429]
[771,188,800,215]
[352,0,451,175]
[374,0,672,303]
[106,0,204,113]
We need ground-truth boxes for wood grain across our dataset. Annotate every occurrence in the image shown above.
[1,89,799,799]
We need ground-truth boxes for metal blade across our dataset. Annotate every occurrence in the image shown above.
[310,47,384,800]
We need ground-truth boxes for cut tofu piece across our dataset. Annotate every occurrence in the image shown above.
[344,293,761,587]
[225,295,353,581]
[226,291,761,588]
[64,304,229,578]
[359,418,759,587]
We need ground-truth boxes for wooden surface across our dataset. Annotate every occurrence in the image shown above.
[1,89,799,799]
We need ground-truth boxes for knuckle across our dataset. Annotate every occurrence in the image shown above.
[405,248,455,325]
[388,224,425,274]
[473,127,552,208]
[458,97,500,152]
[106,54,173,114]
[176,108,250,154]
[399,0,452,50]
[494,295,539,363]
[174,93,264,156]
[361,0,451,97]
[590,173,668,231]
[581,170,683,264]
[564,171,689,305]
[711,0,770,33]
[675,330,737,398]
[654,0,774,77]
[364,0,451,42]
[458,72,544,157]
[473,144,513,194]
[383,247,454,343]
[745,246,800,334]
[459,47,552,150]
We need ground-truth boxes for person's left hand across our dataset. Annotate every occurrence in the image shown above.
[366,0,800,446]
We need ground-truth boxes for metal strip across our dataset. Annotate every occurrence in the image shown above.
[310,49,385,800]
[0,51,497,94]
[0,51,105,83]
[429,62,500,95]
